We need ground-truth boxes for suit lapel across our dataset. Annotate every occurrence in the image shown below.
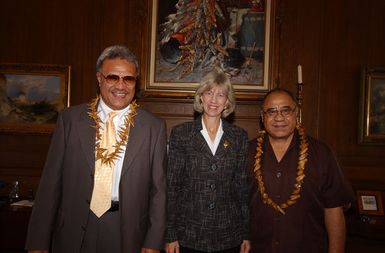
[215,120,236,158]
[77,109,96,171]
[121,109,145,176]
[192,133,214,160]
[190,117,215,159]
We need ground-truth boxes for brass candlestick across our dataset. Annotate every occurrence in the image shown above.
[297,82,303,124]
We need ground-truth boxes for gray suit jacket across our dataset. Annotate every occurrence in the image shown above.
[25,103,167,253]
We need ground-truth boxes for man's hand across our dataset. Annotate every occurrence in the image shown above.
[240,240,251,253]
[165,241,180,253]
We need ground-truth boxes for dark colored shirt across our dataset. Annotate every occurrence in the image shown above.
[166,117,249,252]
[247,131,354,253]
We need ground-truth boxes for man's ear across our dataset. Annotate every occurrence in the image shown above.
[96,72,102,85]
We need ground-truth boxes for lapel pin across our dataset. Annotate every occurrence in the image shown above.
[223,140,229,149]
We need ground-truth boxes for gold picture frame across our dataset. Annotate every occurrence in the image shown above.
[356,190,384,216]
[0,63,71,134]
[143,0,275,99]
[358,67,385,144]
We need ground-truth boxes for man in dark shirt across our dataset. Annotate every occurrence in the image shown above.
[248,88,354,253]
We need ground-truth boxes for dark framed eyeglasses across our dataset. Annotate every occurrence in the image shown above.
[263,106,296,117]
[99,72,137,85]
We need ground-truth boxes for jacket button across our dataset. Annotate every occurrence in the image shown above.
[208,202,215,210]
[210,184,216,190]
[211,164,217,171]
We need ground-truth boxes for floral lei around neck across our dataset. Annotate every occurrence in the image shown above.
[87,96,138,167]
[253,125,309,215]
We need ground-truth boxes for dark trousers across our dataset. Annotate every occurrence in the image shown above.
[180,245,241,253]
[80,210,121,253]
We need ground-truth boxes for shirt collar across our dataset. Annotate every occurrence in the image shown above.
[265,129,299,154]
[201,117,223,135]
[98,97,131,121]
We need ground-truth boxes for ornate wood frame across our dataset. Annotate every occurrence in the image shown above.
[141,0,278,100]
[358,67,385,144]
[0,63,70,134]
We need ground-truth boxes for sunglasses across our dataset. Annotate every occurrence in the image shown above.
[99,72,137,85]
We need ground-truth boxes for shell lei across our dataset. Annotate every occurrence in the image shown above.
[88,96,138,167]
[253,126,309,215]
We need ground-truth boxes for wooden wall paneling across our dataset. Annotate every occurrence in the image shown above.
[0,133,51,194]
[275,0,300,90]
[277,0,324,138]
[232,101,262,140]
[316,0,370,150]
[317,0,346,148]
[317,0,385,184]
[296,0,323,139]
[139,98,261,140]
[138,98,196,137]
[126,0,149,62]
[66,0,103,105]
[366,1,385,67]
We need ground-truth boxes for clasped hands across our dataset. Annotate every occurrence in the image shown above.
[165,240,250,253]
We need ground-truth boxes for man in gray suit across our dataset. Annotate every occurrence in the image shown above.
[26,45,167,253]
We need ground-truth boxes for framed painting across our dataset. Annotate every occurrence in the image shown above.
[144,0,274,99]
[0,63,71,134]
[358,67,385,144]
[356,190,384,216]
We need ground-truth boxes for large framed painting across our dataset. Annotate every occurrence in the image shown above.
[358,67,385,144]
[144,0,275,99]
[0,63,71,134]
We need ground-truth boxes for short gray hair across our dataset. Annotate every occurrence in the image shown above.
[96,45,139,76]
[193,70,236,118]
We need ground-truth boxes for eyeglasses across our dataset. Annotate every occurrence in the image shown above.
[203,90,227,99]
[263,106,296,117]
[99,72,137,85]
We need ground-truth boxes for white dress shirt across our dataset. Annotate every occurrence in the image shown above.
[201,118,224,155]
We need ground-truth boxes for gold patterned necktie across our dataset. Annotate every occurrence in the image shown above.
[90,111,118,217]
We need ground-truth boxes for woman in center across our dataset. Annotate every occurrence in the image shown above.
[165,70,250,253]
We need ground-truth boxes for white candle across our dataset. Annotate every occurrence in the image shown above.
[297,65,303,84]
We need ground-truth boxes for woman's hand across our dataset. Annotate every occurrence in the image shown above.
[240,240,251,253]
[165,241,180,253]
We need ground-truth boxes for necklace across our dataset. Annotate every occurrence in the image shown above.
[208,127,217,134]
[253,126,309,215]
[88,96,138,166]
